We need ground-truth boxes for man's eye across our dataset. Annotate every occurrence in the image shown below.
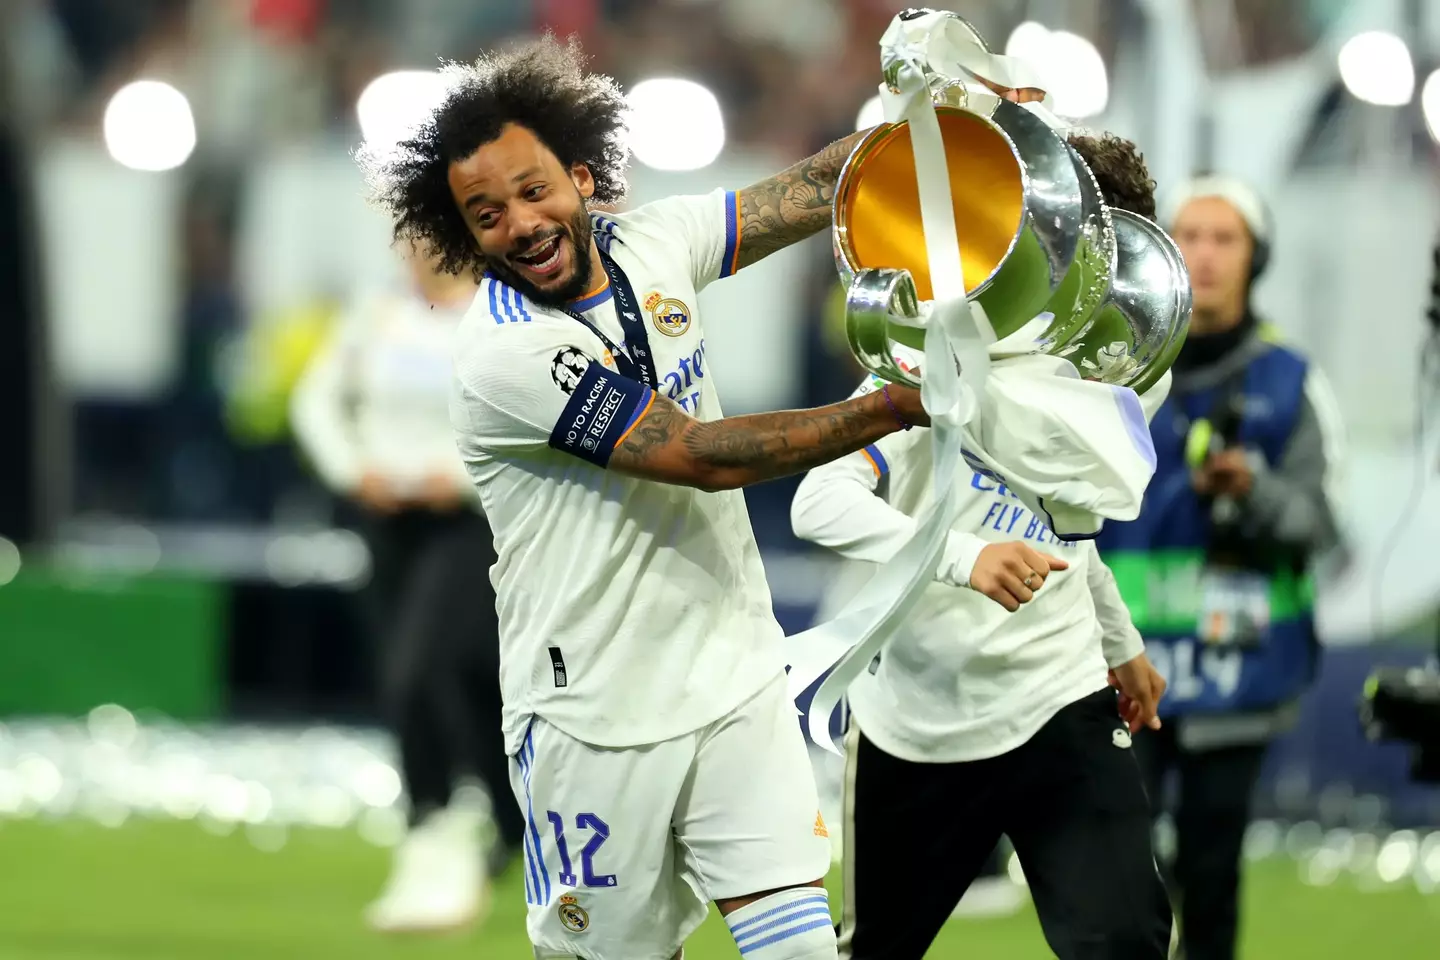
[525,185,545,200]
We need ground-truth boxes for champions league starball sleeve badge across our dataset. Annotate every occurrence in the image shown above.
[834,6,1191,395]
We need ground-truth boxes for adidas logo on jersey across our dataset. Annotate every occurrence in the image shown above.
[814,812,829,838]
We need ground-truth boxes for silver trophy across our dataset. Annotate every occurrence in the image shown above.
[835,9,1190,392]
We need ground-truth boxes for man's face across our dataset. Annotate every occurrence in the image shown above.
[1171,196,1253,323]
[447,123,597,305]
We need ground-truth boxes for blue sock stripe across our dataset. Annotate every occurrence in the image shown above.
[522,729,551,904]
[727,894,830,936]
[738,917,836,955]
[732,905,833,946]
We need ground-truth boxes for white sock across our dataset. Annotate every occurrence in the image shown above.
[724,887,837,959]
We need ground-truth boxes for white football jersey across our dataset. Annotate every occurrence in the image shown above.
[291,289,475,498]
[450,190,784,755]
[792,373,1146,764]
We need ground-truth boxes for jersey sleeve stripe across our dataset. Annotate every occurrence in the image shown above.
[860,444,889,477]
[499,282,519,323]
[486,278,505,324]
[513,288,533,323]
[592,214,619,253]
[615,387,656,447]
[721,189,741,278]
[503,285,524,323]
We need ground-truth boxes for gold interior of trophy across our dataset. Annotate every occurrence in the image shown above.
[836,108,1025,301]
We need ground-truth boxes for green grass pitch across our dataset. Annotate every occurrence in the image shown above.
[0,819,1432,958]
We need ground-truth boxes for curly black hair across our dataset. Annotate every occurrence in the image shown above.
[1066,132,1157,220]
[359,34,630,279]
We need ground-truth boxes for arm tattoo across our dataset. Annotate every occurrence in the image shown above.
[734,129,868,270]
[680,402,877,476]
[608,397,686,472]
[610,389,896,489]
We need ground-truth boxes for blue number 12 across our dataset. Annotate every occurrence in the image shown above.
[546,811,617,888]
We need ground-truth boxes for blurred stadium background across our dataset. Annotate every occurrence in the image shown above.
[1,0,1438,956]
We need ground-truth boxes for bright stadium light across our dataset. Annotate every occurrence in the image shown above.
[1337,31,1414,106]
[1005,21,1050,62]
[1421,69,1440,143]
[102,80,196,172]
[1048,31,1108,118]
[0,536,19,586]
[626,78,726,171]
[356,70,451,148]
[1002,23,1107,118]
[856,94,884,131]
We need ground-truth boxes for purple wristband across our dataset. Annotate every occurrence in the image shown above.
[881,384,912,431]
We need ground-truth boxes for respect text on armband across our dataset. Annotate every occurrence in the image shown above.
[563,375,626,453]
[548,363,648,467]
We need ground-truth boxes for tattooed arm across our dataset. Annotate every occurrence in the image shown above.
[733,129,870,270]
[608,382,926,492]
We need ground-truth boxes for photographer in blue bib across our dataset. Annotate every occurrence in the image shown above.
[1096,177,1344,960]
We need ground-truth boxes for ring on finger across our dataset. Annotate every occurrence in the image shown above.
[1023,571,1039,589]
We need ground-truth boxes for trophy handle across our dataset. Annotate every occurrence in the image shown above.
[845,268,924,388]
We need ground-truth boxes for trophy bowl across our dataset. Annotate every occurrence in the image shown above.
[833,98,1112,359]
[1055,209,1192,393]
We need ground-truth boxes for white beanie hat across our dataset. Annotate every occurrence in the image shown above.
[1160,175,1271,242]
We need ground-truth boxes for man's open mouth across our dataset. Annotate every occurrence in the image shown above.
[513,236,564,276]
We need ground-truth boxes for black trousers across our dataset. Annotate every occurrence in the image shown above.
[1133,725,1267,960]
[361,507,525,853]
[839,688,1173,960]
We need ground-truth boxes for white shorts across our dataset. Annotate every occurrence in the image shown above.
[508,674,831,960]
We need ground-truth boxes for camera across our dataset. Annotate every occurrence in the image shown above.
[1358,666,1440,783]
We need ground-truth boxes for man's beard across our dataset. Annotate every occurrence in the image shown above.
[487,205,596,308]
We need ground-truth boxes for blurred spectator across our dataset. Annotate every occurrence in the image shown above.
[1096,176,1344,960]
[290,242,521,934]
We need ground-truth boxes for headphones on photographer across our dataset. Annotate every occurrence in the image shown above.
[1162,175,1274,282]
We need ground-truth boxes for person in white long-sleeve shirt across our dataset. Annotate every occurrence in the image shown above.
[792,135,1175,960]
[291,242,520,935]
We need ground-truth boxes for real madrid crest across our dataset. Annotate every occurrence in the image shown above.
[557,893,590,933]
[644,291,691,338]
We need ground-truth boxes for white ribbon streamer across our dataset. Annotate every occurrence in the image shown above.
[785,12,1161,754]
[786,41,995,755]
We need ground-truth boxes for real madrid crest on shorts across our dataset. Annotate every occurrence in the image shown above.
[644,291,691,338]
[557,893,590,933]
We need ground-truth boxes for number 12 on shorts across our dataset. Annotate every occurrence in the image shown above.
[546,811,618,888]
